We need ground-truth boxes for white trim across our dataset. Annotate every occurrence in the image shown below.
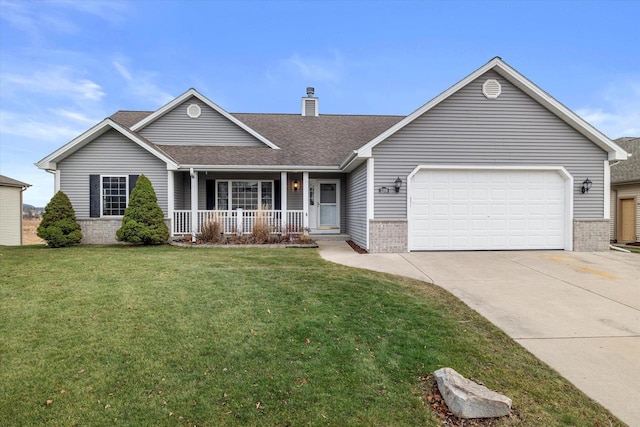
[302,172,309,229]
[281,172,288,229]
[190,168,198,240]
[406,165,574,251]
[167,170,174,225]
[366,158,374,250]
[36,119,179,170]
[604,160,610,219]
[130,88,280,150]
[352,57,628,163]
[54,170,60,193]
[179,164,341,172]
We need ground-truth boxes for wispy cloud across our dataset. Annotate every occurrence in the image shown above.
[281,50,345,83]
[0,110,88,142]
[1,67,105,101]
[0,0,129,38]
[576,79,640,139]
[112,59,174,106]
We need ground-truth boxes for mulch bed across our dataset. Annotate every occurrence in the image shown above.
[417,374,520,426]
[346,239,368,254]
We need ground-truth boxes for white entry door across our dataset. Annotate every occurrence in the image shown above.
[309,179,340,233]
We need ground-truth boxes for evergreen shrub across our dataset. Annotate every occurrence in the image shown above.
[37,191,83,247]
[116,174,169,245]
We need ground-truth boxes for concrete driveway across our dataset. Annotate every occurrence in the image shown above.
[318,242,640,426]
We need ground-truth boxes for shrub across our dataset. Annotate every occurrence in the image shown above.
[200,220,222,243]
[116,175,169,245]
[37,191,83,248]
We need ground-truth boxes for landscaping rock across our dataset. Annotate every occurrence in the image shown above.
[433,367,512,419]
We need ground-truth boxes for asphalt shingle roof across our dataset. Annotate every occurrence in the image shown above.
[612,137,640,184]
[109,111,404,167]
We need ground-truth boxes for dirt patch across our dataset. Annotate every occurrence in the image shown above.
[22,218,44,245]
[417,374,520,426]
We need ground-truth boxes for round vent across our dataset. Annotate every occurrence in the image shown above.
[482,79,502,99]
[187,103,201,118]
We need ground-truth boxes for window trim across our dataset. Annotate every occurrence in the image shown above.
[215,179,275,210]
[100,175,129,217]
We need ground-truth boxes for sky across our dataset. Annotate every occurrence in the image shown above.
[1,0,639,207]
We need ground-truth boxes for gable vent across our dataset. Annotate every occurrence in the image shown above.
[482,79,502,99]
[187,103,202,118]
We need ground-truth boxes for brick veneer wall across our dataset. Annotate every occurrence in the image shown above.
[369,219,408,253]
[573,219,610,252]
[78,219,171,244]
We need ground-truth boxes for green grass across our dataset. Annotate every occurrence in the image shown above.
[0,245,623,426]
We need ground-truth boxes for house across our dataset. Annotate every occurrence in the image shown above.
[36,57,628,252]
[0,174,31,246]
[610,137,639,244]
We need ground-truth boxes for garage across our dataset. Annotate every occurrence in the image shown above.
[408,167,571,251]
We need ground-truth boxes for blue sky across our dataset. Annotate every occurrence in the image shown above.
[1,0,639,206]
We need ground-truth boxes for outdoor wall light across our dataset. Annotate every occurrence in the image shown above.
[581,178,592,194]
[394,177,403,193]
[293,180,299,192]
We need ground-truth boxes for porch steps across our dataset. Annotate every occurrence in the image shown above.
[310,233,350,242]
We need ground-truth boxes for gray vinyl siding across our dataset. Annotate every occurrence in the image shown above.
[346,162,368,248]
[139,96,264,146]
[58,129,168,218]
[174,171,190,210]
[373,70,607,220]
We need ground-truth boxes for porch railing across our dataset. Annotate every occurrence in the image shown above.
[172,210,304,235]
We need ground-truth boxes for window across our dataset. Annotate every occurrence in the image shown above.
[102,176,127,216]
[216,180,274,210]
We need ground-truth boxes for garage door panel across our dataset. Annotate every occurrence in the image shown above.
[410,169,566,251]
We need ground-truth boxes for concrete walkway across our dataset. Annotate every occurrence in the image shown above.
[317,241,640,426]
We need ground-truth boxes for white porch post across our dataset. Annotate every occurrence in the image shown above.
[280,172,288,232]
[190,168,198,242]
[167,170,174,235]
[303,172,309,231]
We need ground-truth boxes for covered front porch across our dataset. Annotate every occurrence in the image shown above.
[169,170,344,237]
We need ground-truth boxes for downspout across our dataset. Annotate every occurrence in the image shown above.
[190,168,197,242]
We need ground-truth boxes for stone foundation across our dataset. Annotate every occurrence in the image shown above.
[78,218,171,244]
[369,219,408,253]
[573,219,610,252]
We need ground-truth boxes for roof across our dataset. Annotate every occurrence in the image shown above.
[0,174,30,188]
[109,112,403,168]
[355,57,628,162]
[611,137,640,184]
[36,58,628,172]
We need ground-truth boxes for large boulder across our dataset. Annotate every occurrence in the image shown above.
[434,367,512,419]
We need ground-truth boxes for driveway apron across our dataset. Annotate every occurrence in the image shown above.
[317,242,640,426]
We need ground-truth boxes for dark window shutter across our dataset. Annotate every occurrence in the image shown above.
[128,175,139,194]
[274,180,281,210]
[90,175,100,217]
[206,180,215,210]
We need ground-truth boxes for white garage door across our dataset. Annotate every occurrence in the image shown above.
[409,169,566,251]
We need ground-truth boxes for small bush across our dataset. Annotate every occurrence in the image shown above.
[200,220,222,243]
[37,191,83,248]
[116,175,169,245]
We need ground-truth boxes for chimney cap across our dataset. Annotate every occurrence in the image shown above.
[306,87,315,97]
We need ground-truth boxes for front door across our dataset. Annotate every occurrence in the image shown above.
[620,198,636,242]
[308,179,340,233]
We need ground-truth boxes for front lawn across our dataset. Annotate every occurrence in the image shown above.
[0,246,622,426]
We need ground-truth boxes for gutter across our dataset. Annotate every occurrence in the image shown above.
[339,150,360,171]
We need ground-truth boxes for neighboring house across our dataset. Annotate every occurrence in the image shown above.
[0,174,31,246]
[36,57,628,252]
[610,137,639,243]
